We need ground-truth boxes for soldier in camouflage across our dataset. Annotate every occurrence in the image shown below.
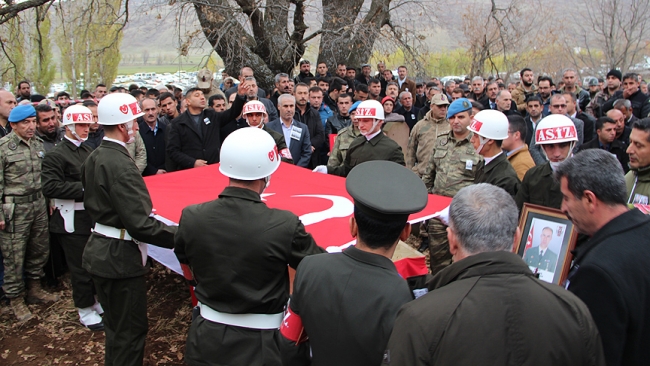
[0,104,59,322]
[585,69,622,118]
[420,98,480,275]
[406,93,451,178]
[327,102,361,169]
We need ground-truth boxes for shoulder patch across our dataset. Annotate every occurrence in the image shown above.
[8,141,17,150]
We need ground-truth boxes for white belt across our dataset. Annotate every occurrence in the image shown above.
[93,223,148,266]
[93,223,132,240]
[198,302,283,330]
[53,199,85,233]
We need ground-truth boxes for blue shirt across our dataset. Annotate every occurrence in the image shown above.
[316,104,333,129]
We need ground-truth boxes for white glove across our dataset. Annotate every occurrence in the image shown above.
[312,165,328,174]
[433,206,450,226]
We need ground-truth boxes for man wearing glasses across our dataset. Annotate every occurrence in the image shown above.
[35,104,64,152]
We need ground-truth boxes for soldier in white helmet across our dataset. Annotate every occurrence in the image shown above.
[81,93,177,366]
[242,100,293,163]
[174,127,323,366]
[42,105,104,330]
[313,99,404,177]
[515,114,579,211]
[468,109,521,197]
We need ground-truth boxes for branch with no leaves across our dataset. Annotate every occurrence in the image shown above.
[0,0,52,25]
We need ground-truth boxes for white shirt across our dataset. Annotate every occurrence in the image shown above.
[364,129,382,141]
[484,151,503,165]
[103,136,126,148]
[64,135,83,147]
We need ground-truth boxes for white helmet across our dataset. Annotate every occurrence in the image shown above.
[468,110,509,140]
[97,93,144,125]
[242,100,267,116]
[354,99,385,120]
[535,114,578,145]
[62,105,94,126]
[219,127,281,180]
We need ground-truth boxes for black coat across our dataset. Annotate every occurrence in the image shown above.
[576,111,597,142]
[294,104,325,168]
[474,152,521,197]
[384,251,605,366]
[166,94,245,170]
[578,137,629,173]
[41,138,94,235]
[396,105,421,130]
[174,187,324,366]
[568,209,650,366]
[515,162,562,211]
[602,89,650,119]
[138,119,168,176]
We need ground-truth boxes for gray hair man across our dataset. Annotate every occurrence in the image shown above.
[384,184,605,365]
[556,149,650,365]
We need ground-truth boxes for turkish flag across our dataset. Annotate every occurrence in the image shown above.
[525,226,534,250]
[144,163,451,278]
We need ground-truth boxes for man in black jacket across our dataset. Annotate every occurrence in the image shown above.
[557,149,650,366]
[167,83,249,170]
[602,72,650,119]
[293,83,325,169]
[325,93,353,135]
[578,117,629,172]
[138,98,168,176]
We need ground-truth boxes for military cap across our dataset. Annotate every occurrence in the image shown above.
[346,161,428,221]
[349,100,362,113]
[431,93,450,106]
[446,98,472,119]
[8,104,36,122]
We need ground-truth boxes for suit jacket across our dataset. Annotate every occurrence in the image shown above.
[266,119,312,168]
[578,137,629,173]
[167,95,245,170]
[138,118,168,176]
[523,247,558,272]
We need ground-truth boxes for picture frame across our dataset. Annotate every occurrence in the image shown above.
[515,203,578,286]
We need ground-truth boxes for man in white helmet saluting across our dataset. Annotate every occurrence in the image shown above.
[174,127,324,366]
[42,105,104,331]
[81,93,178,366]
[469,109,521,197]
[516,114,579,211]
[313,99,404,177]
[241,100,293,164]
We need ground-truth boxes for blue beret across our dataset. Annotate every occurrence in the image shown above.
[8,104,36,123]
[446,98,472,119]
[349,101,362,113]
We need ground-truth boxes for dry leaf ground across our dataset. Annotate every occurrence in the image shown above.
[0,262,191,365]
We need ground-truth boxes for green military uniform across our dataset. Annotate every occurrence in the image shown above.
[515,162,562,211]
[625,166,650,205]
[474,152,521,198]
[42,137,96,309]
[0,132,49,299]
[405,114,449,177]
[327,125,361,168]
[174,186,324,366]
[421,130,480,275]
[82,139,177,366]
[327,132,404,177]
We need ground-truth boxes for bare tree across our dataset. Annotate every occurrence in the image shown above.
[0,0,52,25]
[181,0,430,90]
[566,0,650,73]
[142,49,150,65]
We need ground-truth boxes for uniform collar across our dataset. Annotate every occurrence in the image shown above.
[343,245,399,272]
[64,135,83,147]
[219,186,262,203]
[103,136,126,148]
[483,151,505,170]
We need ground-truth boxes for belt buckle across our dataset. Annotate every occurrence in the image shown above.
[119,229,126,240]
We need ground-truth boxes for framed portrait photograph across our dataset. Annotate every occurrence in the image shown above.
[515,203,578,286]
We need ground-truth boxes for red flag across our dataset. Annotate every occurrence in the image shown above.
[525,226,534,250]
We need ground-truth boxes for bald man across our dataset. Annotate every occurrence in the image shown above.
[0,90,17,138]
[607,109,631,147]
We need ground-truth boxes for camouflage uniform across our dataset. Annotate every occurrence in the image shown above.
[327,125,361,168]
[421,130,480,275]
[405,113,449,178]
[0,132,49,298]
[585,89,618,118]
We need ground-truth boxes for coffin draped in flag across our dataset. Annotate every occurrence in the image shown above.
[143,162,452,279]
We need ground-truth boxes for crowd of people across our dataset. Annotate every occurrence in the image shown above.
[1,60,650,366]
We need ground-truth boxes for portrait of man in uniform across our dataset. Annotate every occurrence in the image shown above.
[523,220,563,278]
